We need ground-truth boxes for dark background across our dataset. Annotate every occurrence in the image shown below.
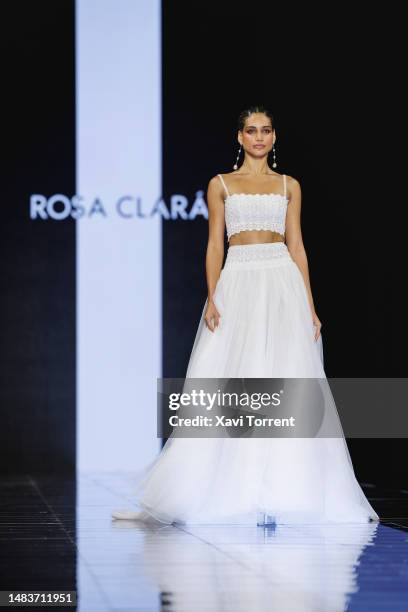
[0,1,406,483]
[1,1,76,474]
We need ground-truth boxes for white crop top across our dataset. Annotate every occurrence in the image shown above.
[217,173,288,241]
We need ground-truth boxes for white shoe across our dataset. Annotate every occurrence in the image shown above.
[111,509,148,520]
[369,515,380,523]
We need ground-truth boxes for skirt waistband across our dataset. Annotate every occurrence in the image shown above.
[224,242,293,269]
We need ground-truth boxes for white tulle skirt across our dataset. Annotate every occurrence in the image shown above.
[116,242,379,525]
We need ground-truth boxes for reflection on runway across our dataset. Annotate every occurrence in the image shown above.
[111,520,378,612]
[73,473,408,611]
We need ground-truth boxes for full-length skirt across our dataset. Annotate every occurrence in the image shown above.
[116,242,379,525]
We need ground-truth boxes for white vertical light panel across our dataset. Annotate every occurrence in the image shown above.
[76,0,161,471]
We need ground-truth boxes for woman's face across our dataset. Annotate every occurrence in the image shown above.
[239,113,275,157]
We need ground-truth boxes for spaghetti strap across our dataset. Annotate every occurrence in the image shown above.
[283,174,287,198]
[217,174,230,198]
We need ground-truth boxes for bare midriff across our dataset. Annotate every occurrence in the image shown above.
[228,230,285,246]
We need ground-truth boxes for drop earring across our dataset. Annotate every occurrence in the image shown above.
[233,144,242,170]
[272,143,277,168]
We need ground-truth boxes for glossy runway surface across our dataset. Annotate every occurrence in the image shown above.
[1,473,408,611]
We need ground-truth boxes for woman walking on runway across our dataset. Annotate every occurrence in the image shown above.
[112,105,379,526]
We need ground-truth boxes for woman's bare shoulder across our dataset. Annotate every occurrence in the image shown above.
[208,173,223,181]
[208,174,223,188]
[207,174,227,200]
[285,174,301,193]
[284,173,299,184]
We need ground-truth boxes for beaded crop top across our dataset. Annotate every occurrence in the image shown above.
[217,173,288,241]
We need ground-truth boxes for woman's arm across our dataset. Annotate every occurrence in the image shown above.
[203,176,225,330]
[285,176,322,340]
[205,176,225,299]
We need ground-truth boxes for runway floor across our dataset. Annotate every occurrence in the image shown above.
[1,472,407,611]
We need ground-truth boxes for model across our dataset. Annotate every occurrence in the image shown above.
[112,105,379,526]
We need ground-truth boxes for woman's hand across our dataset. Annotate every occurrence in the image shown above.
[311,311,322,341]
[205,299,221,332]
